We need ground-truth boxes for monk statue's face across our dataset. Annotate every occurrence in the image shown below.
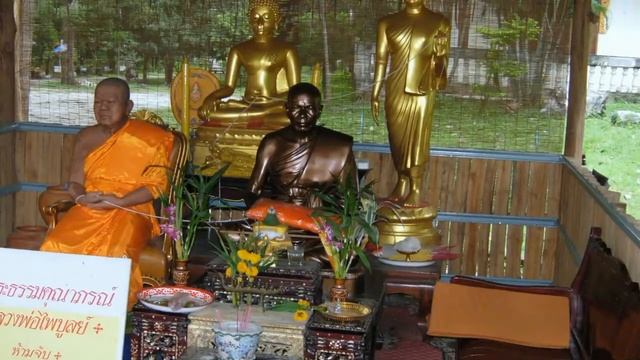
[93,84,133,129]
[249,5,278,38]
[286,92,322,133]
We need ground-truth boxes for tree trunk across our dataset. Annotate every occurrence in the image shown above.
[319,0,331,98]
[0,0,16,124]
[61,4,76,85]
[142,55,149,83]
[164,54,175,85]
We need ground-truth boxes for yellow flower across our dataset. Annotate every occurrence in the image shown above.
[297,299,310,309]
[225,267,233,278]
[293,310,309,322]
[237,261,248,274]
[249,253,261,265]
[237,249,251,261]
[247,266,259,277]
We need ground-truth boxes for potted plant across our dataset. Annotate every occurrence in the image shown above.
[160,163,228,285]
[312,177,380,302]
[212,233,276,359]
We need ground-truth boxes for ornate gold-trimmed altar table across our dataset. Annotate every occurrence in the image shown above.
[188,302,307,359]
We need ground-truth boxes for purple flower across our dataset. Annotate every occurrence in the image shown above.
[322,222,334,242]
[166,204,176,217]
[160,223,181,242]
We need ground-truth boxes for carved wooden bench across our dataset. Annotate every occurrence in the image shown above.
[429,227,640,360]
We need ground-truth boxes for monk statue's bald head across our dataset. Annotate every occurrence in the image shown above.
[96,77,130,102]
[287,82,321,103]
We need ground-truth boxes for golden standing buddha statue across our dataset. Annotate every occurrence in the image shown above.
[198,0,301,130]
[371,0,450,246]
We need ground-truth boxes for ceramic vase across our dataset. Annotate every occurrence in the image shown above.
[172,259,190,286]
[330,278,349,303]
[213,321,262,360]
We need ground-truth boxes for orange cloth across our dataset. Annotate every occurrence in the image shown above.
[246,198,320,233]
[40,120,174,310]
[427,282,570,349]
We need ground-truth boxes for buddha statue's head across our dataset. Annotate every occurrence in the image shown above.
[248,0,281,38]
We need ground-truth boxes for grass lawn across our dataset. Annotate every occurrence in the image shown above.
[584,99,640,220]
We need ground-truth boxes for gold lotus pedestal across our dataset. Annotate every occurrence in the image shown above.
[193,126,270,178]
[377,206,441,247]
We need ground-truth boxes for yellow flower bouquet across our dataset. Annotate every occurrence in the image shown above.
[215,233,276,305]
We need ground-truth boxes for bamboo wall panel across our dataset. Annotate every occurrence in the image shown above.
[357,152,563,216]
[0,195,14,246]
[14,191,44,227]
[0,132,16,187]
[354,151,565,280]
[557,161,640,284]
[15,131,76,184]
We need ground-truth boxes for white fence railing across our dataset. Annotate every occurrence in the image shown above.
[588,55,640,94]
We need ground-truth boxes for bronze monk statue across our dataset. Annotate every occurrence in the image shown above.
[198,0,301,130]
[248,82,357,207]
[371,0,450,207]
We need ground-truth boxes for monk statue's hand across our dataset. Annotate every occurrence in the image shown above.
[84,193,120,210]
[371,98,380,126]
[78,191,103,205]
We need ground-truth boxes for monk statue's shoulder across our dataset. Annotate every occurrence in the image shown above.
[317,127,353,146]
[127,119,174,145]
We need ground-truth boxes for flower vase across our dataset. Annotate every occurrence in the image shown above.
[172,259,190,286]
[213,320,262,360]
[330,278,349,303]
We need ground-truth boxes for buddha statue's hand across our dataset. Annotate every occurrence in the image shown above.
[198,93,220,121]
[434,32,448,57]
[371,98,380,126]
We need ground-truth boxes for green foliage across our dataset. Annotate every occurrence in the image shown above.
[312,175,379,279]
[160,162,228,261]
[476,17,541,105]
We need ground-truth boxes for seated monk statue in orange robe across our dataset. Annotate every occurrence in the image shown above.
[40,78,174,310]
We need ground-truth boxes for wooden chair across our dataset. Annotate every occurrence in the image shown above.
[39,115,189,288]
[429,227,640,360]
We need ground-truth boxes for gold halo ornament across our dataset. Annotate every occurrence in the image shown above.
[170,67,221,128]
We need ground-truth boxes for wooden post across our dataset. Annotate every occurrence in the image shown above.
[0,0,16,125]
[564,0,592,160]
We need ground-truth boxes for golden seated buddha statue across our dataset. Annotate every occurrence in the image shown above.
[197,0,300,130]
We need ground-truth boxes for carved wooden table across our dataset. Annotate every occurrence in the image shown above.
[304,298,379,360]
[366,255,441,335]
[130,305,189,360]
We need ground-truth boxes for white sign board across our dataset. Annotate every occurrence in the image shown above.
[0,248,131,360]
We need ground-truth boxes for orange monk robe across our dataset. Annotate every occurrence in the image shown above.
[40,119,174,310]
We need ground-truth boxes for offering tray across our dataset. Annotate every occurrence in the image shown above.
[137,286,214,314]
[319,301,371,322]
